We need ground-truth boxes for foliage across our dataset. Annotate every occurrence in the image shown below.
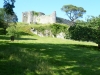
[56,17,63,23]
[69,24,95,41]
[3,0,15,15]
[0,28,5,35]
[0,8,7,30]
[33,23,69,38]
[0,19,7,29]
[86,16,100,44]
[0,19,7,34]
[4,13,18,23]
[34,26,49,32]
[32,11,39,16]
[0,8,5,20]
[6,25,17,36]
[61,4,86,22]
[0,8,18,34]
[50,23,69,38]
[33,25,50,35]
[17,25,32,35]
[68,15,100,48]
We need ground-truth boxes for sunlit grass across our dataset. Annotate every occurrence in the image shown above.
[0,34,100,75]
[3,34,95,44]
[0,23,99,75]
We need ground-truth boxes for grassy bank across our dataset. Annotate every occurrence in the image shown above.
[0,34,100,75]
[0,23,100,75]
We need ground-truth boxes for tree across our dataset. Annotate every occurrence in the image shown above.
[87,15,100,48]
[3,0,18,23]
[0,8,18,34]
[0,8,18,22]
[0,8,8,34]
[68,15,100,48]
[1,0,17,35]
[61,4,86,23]
[3,0,15,15]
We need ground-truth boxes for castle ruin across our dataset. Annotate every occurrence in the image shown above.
[22,11,71,24]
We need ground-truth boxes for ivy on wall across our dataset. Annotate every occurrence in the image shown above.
[32,11,39,16]
[33,23,70,38]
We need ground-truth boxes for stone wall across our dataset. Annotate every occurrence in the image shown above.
[22,11,56,24]
[22,11,71,25]
[31,28,66,39]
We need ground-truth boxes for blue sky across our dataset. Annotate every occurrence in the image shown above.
[0,0,100,22]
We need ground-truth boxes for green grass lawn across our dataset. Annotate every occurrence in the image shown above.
[0,34,100,75]
[0,24,100,75]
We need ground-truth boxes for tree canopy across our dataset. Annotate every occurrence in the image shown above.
[0,8,18,34]
[3,0,15,15]
[0,8,18,23]
[61,4,86,22]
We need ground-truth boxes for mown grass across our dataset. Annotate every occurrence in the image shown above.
[0,35,100,75]
[0,23,100,75]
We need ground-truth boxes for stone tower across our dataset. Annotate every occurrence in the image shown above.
[51,11,56,23]
[27,11,33,24]
[22,12,28,23]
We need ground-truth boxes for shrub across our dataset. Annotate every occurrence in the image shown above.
[6,25,19,41]
[50,23,69,38]
[69,25,95,41]
[68,20,100,48]
[6,26,17,36]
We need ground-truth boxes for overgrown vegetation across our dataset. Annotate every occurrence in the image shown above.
[12,20,100,47]
[2,20,100,48]
[69,15,100,48]
[32,23,69,38]
[32,11,39,16]
[50,23,68,37]
[0,8,18,35]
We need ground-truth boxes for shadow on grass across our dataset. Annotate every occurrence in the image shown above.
[0,42,100,75]
[17,38,37,40]
[0,35,10,40]
[18,32,32,36]
[0,35,37,41]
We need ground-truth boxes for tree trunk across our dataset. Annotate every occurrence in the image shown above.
[98,44,100,49]
[4,28,6,35]
[11,36,14,41]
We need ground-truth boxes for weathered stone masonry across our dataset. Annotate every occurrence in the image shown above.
[22,11,71,24]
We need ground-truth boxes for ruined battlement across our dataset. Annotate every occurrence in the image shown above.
[22,11,56,24]
[22,11,71,24]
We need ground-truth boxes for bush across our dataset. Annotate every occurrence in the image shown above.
[68,21,100,48]
[6,26,17,36]
[68,25,95,41]
[50,23,69,38]
[6,25,19,41]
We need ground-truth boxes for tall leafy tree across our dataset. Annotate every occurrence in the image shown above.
[1,0,17,35]
[3,0,17,23]
[0,8,18,24]
[0,8,18,34]
[3,0,15,15]
[61,4,86,23]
